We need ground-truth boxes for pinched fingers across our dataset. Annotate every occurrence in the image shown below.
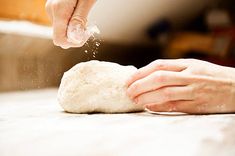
[46,0,78,48]
[53,19,79,49]
[46,0,96,49]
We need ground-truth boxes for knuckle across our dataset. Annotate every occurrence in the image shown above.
[134,70,142,78]
[153,72,166,83]
[153,59,165,69]
[177,58,193,66]
[71,15,86,23]
[131,83,140,92]
[193,88,205,103]
[189,85,196,99]
[162,88,172,101]
[186,58,197,64]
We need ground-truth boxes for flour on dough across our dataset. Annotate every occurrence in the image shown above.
[58,60,144,113]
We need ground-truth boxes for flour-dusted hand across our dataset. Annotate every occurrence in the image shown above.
[127,59,235,114]
[46,0,96,49]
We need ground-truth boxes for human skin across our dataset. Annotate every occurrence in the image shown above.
[45,0,96,49]
[126,59,235,114]
[45,1,235,114]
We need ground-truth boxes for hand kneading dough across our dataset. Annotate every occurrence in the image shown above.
[58,60,144,113]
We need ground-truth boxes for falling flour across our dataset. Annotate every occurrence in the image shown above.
[66,23,101,58]
[83,37,102,58]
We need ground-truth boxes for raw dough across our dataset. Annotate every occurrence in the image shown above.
[58,60,144,113]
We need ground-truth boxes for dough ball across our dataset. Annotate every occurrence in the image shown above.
[58,60,144,113]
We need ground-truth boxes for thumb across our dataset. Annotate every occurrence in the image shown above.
[69,0,96,28]
[67,0,96,46]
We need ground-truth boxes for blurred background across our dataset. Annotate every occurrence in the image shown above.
[0,0,235,92]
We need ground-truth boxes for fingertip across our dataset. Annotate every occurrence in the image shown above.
[145,104,153,110]
[53,40,59,46]
[52,38,70,49]
[127,66,154,87]
[126,71,141,87]
[126,88,133,99]
[126,78,134,87]
[61,45,70,49]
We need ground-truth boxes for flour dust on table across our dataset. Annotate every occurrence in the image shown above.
[58,60,144,113]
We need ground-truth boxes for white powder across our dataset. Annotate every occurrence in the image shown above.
[67,24,100,47]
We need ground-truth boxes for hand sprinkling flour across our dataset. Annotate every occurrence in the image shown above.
[46,0,97,49]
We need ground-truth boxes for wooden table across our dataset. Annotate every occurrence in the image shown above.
[0,89,235,156]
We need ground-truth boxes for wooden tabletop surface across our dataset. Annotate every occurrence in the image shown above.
[0,89,235,156]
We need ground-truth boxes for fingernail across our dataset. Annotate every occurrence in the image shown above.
[145,105,151,110]
[61,45,69,49]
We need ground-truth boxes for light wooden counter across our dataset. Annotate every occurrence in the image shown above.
[0,89,235,156]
